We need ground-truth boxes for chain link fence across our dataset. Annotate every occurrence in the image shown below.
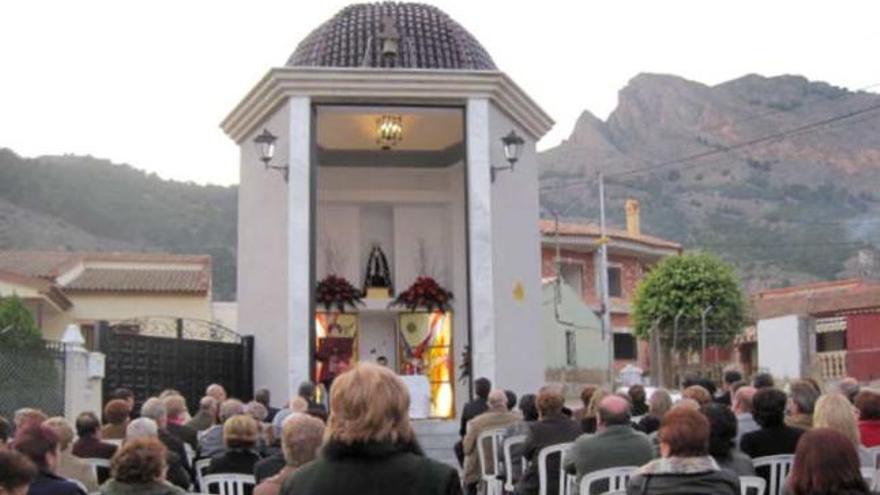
[0,340,66,420]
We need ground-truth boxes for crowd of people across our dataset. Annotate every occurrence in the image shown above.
[456,371,880,495]
[1,366,880,495]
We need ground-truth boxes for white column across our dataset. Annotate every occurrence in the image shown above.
[466,98,496,385]
[287,96,312,397]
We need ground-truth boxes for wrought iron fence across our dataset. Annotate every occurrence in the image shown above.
[0,340,66,420]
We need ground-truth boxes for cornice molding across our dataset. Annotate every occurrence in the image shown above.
[220,67,554,144]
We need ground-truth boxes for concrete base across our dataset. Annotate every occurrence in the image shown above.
[413,419,459,468]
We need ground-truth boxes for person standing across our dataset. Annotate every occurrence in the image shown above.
[454,378,491,466]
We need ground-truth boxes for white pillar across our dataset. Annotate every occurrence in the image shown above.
[466,98,496,386]
[287,96,312,397]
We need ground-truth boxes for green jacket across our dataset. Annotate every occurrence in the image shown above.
[98,479,185,495]
[281,440,461,495]
[563,425,655,483]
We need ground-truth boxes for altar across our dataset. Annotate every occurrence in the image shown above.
[222,2,553,419]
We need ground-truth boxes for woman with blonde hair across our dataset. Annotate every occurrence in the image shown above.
[207,414,262,479]
[281,362,461,495]
[254,414,324,495]
[813,393,873,467]
[43,417,98,492]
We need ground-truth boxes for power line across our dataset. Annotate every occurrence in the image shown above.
[539,98,880,194]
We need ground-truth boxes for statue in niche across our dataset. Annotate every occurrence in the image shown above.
[363,243,393,298]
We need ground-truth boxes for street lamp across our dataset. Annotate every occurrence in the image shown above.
[491,130,525,182]
[252,129,288,181]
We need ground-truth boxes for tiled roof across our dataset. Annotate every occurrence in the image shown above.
[64,268,209,294]
[288,3,497,70]
[538,219,683,251]
[0,250,211,295]
[752,279,880,319]
[0,269,73,310]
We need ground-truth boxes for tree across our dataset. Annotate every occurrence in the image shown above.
[631,252,746,384]
[0,294,43,349]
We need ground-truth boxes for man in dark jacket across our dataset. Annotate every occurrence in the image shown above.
[516,385,582,495]
[71,412,117,483]
[454,377,491,466]
[255,388,280,424]
[740,387,805,487]
[714,370,742,406]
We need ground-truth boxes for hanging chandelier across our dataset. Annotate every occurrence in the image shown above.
[376,114,403,150]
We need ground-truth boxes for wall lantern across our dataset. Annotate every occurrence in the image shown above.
[491,130,525,182]
[376,114,403,150]
[252,128,288,181]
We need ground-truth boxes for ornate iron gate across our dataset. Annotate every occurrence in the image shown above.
[97,318,253,413]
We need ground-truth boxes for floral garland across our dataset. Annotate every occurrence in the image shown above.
[316,275,364,313]
[390,276,453,313]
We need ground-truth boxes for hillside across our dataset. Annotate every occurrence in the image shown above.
[1,73,878,297]
[540,73,880,290]
[0,149,238,300]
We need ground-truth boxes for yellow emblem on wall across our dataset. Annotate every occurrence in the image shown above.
[513,282,525,302]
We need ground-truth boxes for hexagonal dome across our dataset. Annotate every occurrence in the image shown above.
[287,2,497,70]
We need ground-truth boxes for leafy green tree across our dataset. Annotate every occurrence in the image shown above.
[632,252,746,365]
[0,294,43,349]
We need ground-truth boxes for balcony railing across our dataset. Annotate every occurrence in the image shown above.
[817,351,847,380]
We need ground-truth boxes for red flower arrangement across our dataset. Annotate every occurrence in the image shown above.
[391,276,453,313]
[316,275,364,313]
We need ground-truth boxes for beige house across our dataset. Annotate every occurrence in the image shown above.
[0,251,213,343]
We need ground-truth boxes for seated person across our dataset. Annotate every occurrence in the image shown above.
[199,399,245,458]
[71,411,118,483]
[101,400,131,441]
[0,449,38,495]
[43,417,98,492]
[99,437,185,495]
[12,423,84,495]
[254,414,324,495]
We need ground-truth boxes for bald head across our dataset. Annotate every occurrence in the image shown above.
[733,386,757,415]
[487,389,508,411]
[597,395,631,428]
[206,384,227,403]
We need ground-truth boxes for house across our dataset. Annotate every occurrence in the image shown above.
[0,251,213,344]
[539,201,683,381]
[752,278,880,383]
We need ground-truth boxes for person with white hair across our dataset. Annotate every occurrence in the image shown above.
[185,396,218,432]
[127,416,191,490]
[141,398,190,474]
[206,384,227,404]
[199,399,245,458]
[462,389,520,494]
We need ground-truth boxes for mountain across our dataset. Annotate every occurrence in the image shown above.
[2,73,878,297]
[0,149,238,300]
[540,73,880,290]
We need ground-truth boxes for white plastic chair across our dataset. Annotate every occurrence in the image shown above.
[83,457,111,469]
[184,443,196,467]
[503,434,528,493]
[194,458,212,491]
[861,467,876,491]
[867,446,880,469]
[739,475,767,495]
[201,473,255,495]
[579,466,639,495]
[477,429,505,495]
[104,438,123,447]
[537,442,573,495]
[753,455,794,495]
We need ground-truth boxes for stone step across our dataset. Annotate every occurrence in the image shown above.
[413,419,460,468]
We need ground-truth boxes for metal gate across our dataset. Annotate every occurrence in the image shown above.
[97,318,253,413]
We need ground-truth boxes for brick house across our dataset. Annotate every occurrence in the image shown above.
[539,204,682,376]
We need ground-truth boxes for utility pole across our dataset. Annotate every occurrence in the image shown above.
[700,304,714,377]
[598,172,614,386]
[673,309,685,388]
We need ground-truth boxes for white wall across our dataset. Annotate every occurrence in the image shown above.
[757,315,806,381]
[237,102,291,403]
[489,102,545,395]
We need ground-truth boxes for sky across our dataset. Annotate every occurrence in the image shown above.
[1,0,878,186]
